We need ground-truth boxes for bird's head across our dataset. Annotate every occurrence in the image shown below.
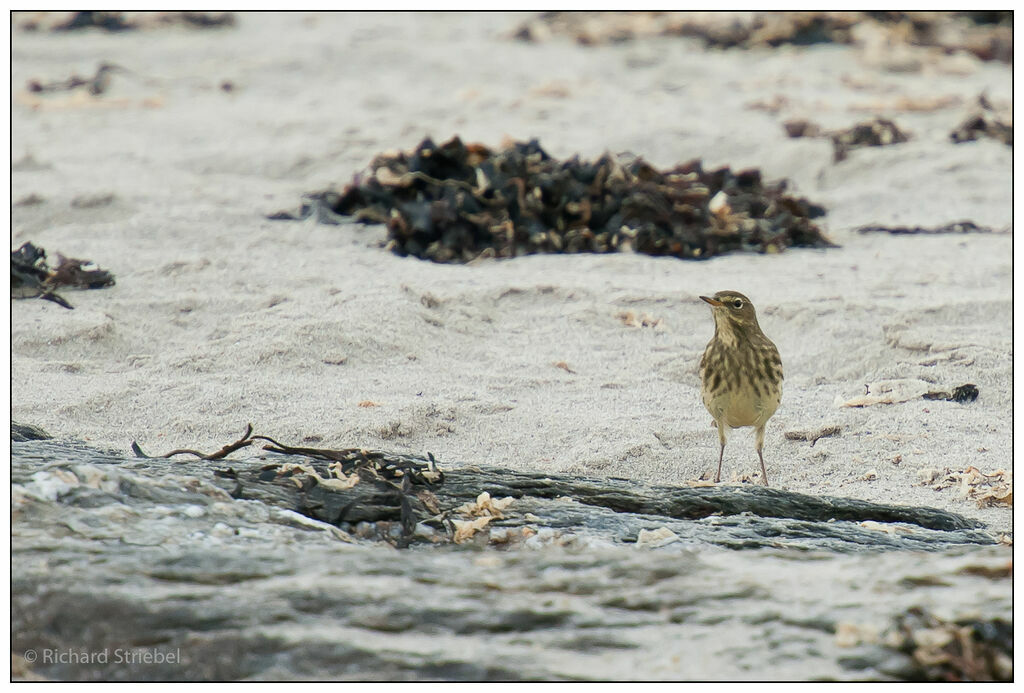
[700,290,760,330]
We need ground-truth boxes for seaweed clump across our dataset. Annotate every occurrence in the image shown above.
[785,117,911,162]
[277,137,832,264]
[513,12,1012,64]
[513,11,860,48]
[11,241,115,309]
[950,95,1012,147]
[17,11,235,32]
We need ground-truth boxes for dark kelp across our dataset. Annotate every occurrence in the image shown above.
[272,136,833,264]
[857,222,1001,235]
[923,384,980,403]
[951,114,1013,146]
[512,12,1012,64]
[17,11,236,32]
[26,62,124,96]
[11,241,116,309]
[514,11,859,48]
[785,117,911,163]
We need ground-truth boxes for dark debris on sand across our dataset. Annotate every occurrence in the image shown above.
[785,117,911,163]
[272,136,833,264]
[11,241,115,310]
[950,95,1012,147]
[951,113,1013,146]
[857,222,1000,235]
[923,384,980,404]
[16,11,235,32]
[512,11,1012,64]
[513,11,861,48]
[869,11,1013,64]
[26,63,123,97]
[830,118,910,162]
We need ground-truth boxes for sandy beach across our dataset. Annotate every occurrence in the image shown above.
[11,9,1013,539]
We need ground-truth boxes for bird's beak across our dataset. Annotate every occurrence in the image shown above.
[700,295,722,307]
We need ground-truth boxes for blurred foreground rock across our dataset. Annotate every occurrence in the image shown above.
[12,437,1010,681]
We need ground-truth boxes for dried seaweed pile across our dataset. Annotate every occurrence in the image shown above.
[513,11,861,48]
[11,241,115,309]
[512,11,1012,63]
[274,136,832,263]
[15,11,235,32]
[867,11,1012,64]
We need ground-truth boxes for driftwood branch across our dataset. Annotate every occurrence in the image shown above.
[132,423,255,460]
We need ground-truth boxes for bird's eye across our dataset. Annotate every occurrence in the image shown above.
[732,299,743,309]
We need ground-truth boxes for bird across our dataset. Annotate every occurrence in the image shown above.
[698,291,783,486]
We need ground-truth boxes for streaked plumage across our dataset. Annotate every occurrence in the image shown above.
[699,291,782,485]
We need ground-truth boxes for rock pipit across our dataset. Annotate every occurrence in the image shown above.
[699,291,783,486]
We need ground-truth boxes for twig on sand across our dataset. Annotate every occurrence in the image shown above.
[131,423,256,460]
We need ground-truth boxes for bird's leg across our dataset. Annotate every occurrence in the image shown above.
[755,424,769,487]
[715,421,726,483]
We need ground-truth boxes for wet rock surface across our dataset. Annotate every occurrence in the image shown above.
[12,438,1010,681]
[12,421,53,442]
[129,425,992,544]
[273,137,833,263]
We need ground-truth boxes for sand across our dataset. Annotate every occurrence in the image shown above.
[10,12,1013,534]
